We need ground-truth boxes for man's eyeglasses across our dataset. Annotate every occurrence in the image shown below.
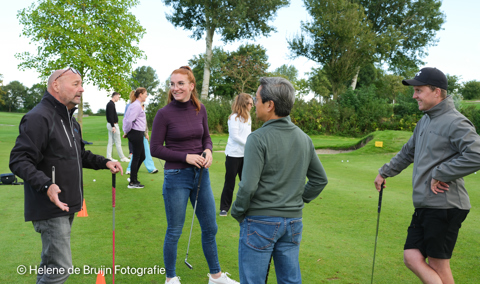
[55,67,81,81]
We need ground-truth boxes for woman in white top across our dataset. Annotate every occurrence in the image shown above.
[219,93,253,216]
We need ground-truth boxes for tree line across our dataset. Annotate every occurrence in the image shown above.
[135,64,480,137]
[7,0,480,130]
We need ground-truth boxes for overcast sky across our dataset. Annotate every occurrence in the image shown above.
[1,0,479,112]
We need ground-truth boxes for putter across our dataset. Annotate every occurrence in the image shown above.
[112,173,116,284]
[371,182,384,284]
[185,152,207,269]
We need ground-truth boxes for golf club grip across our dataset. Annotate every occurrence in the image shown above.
[112,174,116,207]
[378,182,384,213]
[196,152,207,186]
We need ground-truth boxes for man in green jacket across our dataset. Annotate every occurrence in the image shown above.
[374,67,480,284]
[231,77,328,284]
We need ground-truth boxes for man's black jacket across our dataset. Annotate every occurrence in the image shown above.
[10,92,109,221]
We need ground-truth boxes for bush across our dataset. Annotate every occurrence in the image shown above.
[326,86,393,136]
[290,99,324,134]
[96,108,106,116]
[461,106,480,134]
[145,91,168,130]
[203,97,233,133]
[393,91,422,117]
[145,85,473,137]
[462,80,480,100]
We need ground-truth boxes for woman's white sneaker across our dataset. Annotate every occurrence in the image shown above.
[165,276,181,284]
[207,272,239,284]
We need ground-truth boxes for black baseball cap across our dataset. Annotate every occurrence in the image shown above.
[402,67,448,90]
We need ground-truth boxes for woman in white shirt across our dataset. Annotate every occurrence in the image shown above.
[219,93,253,216]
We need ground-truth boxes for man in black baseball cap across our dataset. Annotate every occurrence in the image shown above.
[374,67,480,283]
[402,67,448,90]
[398,67,448,111]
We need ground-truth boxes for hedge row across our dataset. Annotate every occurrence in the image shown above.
[145,87,479,137]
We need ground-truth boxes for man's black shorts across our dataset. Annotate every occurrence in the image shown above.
[404,208,469,259]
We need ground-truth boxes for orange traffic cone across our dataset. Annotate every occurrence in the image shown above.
[95,271,106,284]
[77,199,88,217]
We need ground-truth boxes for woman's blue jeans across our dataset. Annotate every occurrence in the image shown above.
[162,167,220,278]
[238,216,303,284]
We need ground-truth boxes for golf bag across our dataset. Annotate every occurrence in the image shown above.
[0,173,23,185]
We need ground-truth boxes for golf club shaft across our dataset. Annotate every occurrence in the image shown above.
[265,255,272,283]
[112,173,116,284]
[185,152,207,269]
[371,182,384,284]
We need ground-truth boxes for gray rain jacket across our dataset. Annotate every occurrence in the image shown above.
[379,96,480,209]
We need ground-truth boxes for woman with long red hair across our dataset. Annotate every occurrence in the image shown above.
[150,66,239,284]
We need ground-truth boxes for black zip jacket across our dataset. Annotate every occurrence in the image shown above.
[106,100,118,127]
[10,91,109,222]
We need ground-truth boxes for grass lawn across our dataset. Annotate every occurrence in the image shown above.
[461,100,480,109]
[212,133,361,152]
[1,112,479,283]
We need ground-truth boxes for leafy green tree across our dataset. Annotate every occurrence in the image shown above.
[461,80,480,100]
[293,78,311,99]
[355,63,380,90]
[83,102,94,115]
[16,0,145,128]
[307,68,332,101]
[23,83,46,111]
[189,47,232,97]
[271,64,299,82]
[145,80,169,129]
[163,0,288,99]
[269,65,310,98]
[355,0,445,76]
[446,74,463,95]
[131,66,160,94]
[223,44,269,95]
[289,0,376,99]
[189,44,269,98]
[96,108,106,116]
[376,73,409,103]
[0,74,5,106]
[1,81,27,112]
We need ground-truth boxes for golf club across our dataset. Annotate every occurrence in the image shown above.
[371,181,384,284]
[265,255,272,283]
[112,173,116,284]
[185,152,207,270]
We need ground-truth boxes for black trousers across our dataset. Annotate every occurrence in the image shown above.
[220,156,244,211]
[128,141,133,155]
[127,130,145,183]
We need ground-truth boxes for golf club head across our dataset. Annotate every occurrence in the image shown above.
[184,259,193,270]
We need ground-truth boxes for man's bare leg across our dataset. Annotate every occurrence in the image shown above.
[404,249,454,284]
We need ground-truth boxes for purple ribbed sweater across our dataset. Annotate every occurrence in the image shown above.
[150,99,213,169]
